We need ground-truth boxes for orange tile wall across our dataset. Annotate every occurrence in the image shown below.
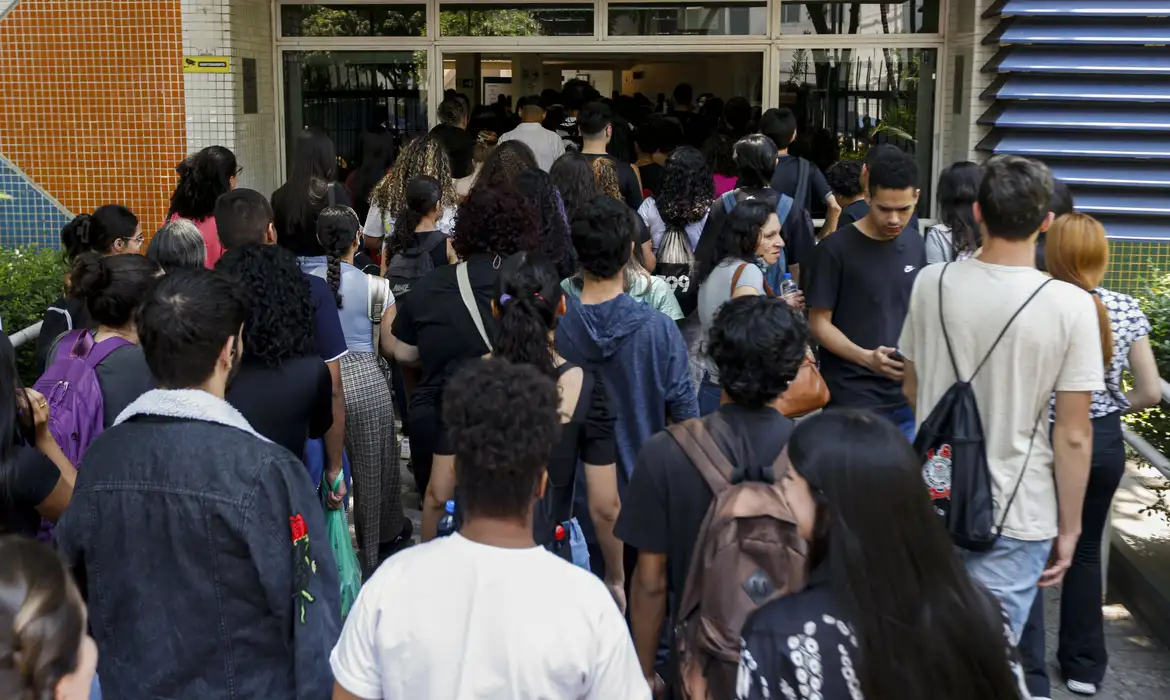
[0,0,187,235]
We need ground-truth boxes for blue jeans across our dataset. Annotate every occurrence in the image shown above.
[873,403,916,442]
[958,535,1053,639]
[698,376,722,417]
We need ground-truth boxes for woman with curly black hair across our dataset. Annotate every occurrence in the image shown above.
[473,139,537,191]
[392,183,541,533]
[167,145,238,267]
[367,134,459,250]
[220,245,334,467]
[639,146,712,257]
[515,169,574,279]
[303,206,405,575]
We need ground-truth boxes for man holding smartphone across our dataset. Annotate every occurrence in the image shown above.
[806,146,925,440]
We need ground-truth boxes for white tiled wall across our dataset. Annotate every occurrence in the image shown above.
[940,0,999,164]
[181,0,279,198]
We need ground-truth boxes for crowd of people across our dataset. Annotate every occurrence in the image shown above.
[1,77,1162,700]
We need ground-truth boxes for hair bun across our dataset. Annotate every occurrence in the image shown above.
[70,251,110,301]
[477,131,499,146]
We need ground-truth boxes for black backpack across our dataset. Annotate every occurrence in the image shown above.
[914,263,1052,552]
[384,230,448,299]
[533,365,595,561]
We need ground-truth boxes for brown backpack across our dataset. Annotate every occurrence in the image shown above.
[668,415,809,700]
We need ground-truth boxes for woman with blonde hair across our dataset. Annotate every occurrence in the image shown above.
[365,134,459,249]
[1020,212,1161,699]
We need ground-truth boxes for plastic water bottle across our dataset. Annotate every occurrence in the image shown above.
[779,272,800,298]
[436,500,457,538]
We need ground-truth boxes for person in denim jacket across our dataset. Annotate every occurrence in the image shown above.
[57,269,340,700]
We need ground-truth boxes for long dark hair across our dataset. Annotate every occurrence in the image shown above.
[550,151,602,223]
[168,146,237,222]
[388,176,443,259]
[702,133,736,178]
[515,169,573,278]
[694,199,772,284]
[70,252,161,328]
[0,334,34,469]
[494,252,563,379]
[285,128,338,232]
[789,410,1025,700]
[216,245,317,367]
[657,146,713,230]
[60,205,139,260]
[937,161,983,258]
[316,206,362,308]
[476,140,537,190]
[350,127,397,220]
[0,536,87,700]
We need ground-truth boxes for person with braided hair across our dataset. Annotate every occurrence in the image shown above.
[365,134,459,250]
[302,206,407,574]
[34,205,142,376]
[167,145,239,267]
[0,536,98,700]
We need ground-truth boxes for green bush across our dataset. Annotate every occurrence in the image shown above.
[1126,267,1170,519]
[0,246,66,385]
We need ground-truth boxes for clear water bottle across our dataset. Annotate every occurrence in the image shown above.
[436,500,457,538]
[779,272,800,298]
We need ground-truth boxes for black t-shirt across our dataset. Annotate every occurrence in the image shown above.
[639,162,665,197]
[584,154,644,212]
[305,273,349,363]
[835,199,921,235]
[431,124,475,180]
[615,405,795,612]
[698,187,816,271]
[391,255,500,409]
[769,155,831,212]
[1,444,60,537]
[806,223,926,409]
[227,355,334,461]
[272,182,352,257]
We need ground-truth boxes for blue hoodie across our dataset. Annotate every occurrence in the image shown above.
[556,293,698,489]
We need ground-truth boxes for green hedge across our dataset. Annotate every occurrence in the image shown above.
[1126,269,1170,520]
[0,247,66,385]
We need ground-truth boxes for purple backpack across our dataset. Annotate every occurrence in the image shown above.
[34,330,131,465]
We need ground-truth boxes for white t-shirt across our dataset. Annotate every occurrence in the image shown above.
[500,122,567,172]
[330,533,651,700]
[899,260,1105,540]
[363,202,457,240]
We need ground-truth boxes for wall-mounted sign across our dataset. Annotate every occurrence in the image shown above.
[184,56,231,73]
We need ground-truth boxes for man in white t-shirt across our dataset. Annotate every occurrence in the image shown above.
[500,95,566,172]
[899,155,1103,638]
[331,359,649,700]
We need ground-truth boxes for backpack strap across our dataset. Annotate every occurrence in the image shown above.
[668,417,735,497]
[774,193,795,228]
[729,263,749,297]
[938,263,1054,383]
[78,334,133,369]
[456,262,493,353]
[366,274,390,356]
[720,191,738,214]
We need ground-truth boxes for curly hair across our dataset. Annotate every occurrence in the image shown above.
[514,169,573,278]
[370,134,457,215]
[550,151,602,223]
[168,145,237,222]
[657,146,713,229]
[316,205,362,308]
[0,537,88,700]
[494,252,564,379]
[215,245,317,368]
[591,157,622,201]
[695,198,772,285]
[442,359,561,519]
[474,140,537,190]
[451,183,541,260]
[709,296,808,408]
[826,160,864,199]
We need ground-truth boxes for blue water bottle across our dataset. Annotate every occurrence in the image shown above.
[436,500,457,538]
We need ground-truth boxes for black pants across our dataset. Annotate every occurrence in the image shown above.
[1020,412,1126,695]
[408,401,447,496]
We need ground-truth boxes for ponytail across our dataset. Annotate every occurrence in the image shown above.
[1045,213,1113,367]
[60,205,138,260]
[316,206,361,308]
[494,252,563,379]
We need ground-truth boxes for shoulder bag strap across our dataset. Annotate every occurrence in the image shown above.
[774,193,795,227]
[730,263,749,296]
[327,182,338,207]
[366,274,389,355]
[668,416,735,497]
[721,190,738,214]
[456,262,493,353]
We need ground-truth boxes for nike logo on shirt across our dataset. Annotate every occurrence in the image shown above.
[905,265,916,273]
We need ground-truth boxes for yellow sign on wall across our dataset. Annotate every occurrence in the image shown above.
[183,56,231,74]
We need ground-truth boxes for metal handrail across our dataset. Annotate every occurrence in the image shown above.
[8,321,41,349]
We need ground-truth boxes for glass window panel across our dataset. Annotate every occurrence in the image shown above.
[439,4,595,37]
[780,1,940,35]
[282,51,429,177]
[280,4,426,37]
[609,2,768,36]
[777,47,938,215]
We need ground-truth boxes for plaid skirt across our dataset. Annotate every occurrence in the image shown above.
[340,352,402,575]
